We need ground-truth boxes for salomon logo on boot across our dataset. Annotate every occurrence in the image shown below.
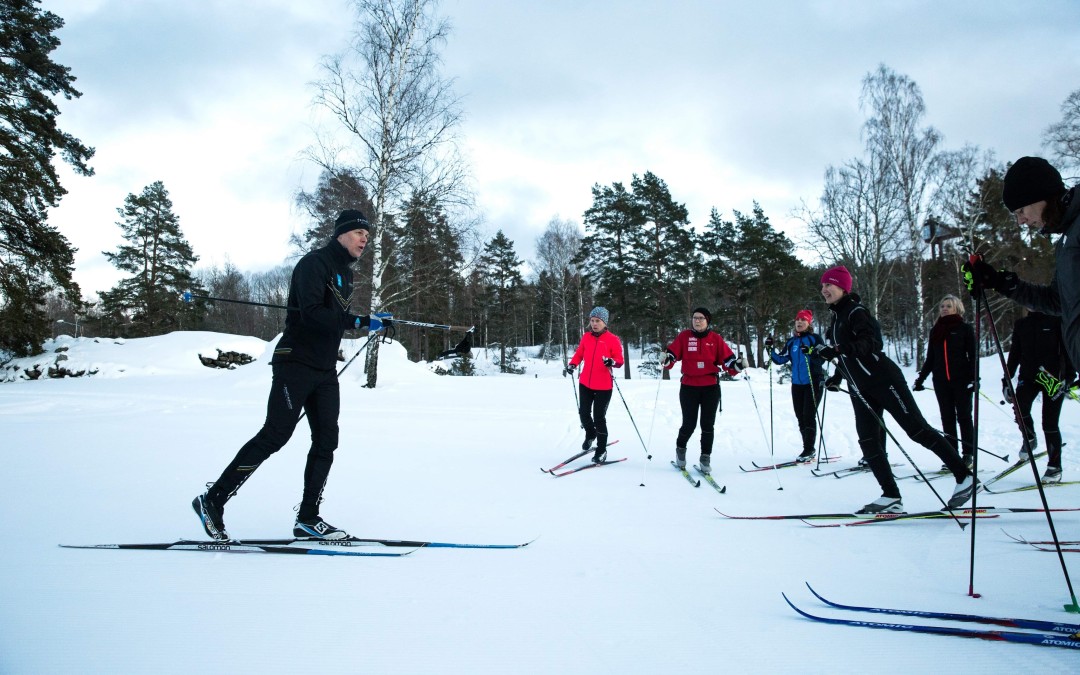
[192,492,229,541]
[294,516,349,540]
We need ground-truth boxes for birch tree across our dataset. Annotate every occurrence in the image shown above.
[310,0,469,387]
[861,64,942,360]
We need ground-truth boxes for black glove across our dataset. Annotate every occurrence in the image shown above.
[962,256,1019,296]
[350,314,369,330]
[1001,377,1014,404]
[813,344,839,362]
[824,373,842,392]
[602,357,616,368]
[662,352,676,368]
[564,363,577,377]
[913,378,925,392]
[965,380,976,393]
[764,336,774,348]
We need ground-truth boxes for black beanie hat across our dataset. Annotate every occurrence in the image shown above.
[692,307,712,324]
[334,209,371,238]
[1002,157,1065,212]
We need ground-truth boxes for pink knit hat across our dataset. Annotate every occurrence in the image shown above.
[795,309,813,323]
[820,265,852,293]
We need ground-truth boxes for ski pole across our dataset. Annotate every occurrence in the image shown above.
[609,367,653,461]
[181,292,473,332]
[768,357,774,458]
[804,344,829,467]
[743,367,783,491]
[972,265,1078,612]
[968,291,984,599]
[642,360,665,487]
[565,364,581,426]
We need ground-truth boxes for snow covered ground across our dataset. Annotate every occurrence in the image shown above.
[2,331,1078,673]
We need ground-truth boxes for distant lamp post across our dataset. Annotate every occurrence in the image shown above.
[56,318,80,337]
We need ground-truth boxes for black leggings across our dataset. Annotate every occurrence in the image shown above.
[1015,380,1065,467]
[213,361,340,519]
[676,384,721,455]
[849,369,967,499]
[579,384,613,450]
[792,382,824,454]
[932,382,974,457]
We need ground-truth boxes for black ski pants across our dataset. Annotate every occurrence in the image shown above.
[932,380,974,459]
[846,361,967,499]
[791,382,824,455]
[676,383,721,456]
[579,384,613,450]
[212,361,340,519]
[1015,380,1064,468]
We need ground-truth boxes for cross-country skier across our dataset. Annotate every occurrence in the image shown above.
[766,309,825,464]
[913,294,976,470]
[565,307,624,464]
[663,307,744,474]
[192,209,392,541]
[963,156,1080,368]
[817,265,977,514]
[1004,310,1076,484]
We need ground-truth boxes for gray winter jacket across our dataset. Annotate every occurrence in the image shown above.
[1007,185,1080,368]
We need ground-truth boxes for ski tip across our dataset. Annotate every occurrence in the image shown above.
[1065,603,1080,614]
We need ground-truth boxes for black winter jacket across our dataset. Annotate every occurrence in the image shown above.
[272,240,361,371]
[917,314,975,388]
[1005,313,1076,383]
[825,293,890,385]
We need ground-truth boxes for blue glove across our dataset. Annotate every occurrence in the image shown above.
[367,312,394,332]
[181,291,194,303]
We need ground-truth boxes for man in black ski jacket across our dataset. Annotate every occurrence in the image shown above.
[193,209,392,541]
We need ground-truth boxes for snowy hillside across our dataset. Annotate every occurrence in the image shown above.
[1,331,1078,673]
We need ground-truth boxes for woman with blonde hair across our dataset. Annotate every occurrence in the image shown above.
[914,294,977,469]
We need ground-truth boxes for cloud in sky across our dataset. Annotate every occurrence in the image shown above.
[43,0,1080,298]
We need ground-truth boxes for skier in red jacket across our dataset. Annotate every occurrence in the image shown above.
[663,307,744,473]
[565,306,624,463]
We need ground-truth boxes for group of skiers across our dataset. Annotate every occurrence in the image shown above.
[565,155,1077,517]
[190,154,1076,541]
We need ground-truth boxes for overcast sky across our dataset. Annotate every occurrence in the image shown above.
[44,0,1080,299]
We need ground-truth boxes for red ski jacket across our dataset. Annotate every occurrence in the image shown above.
[664,329,738,386]
[569,329,624,391]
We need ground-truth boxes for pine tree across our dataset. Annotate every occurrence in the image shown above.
[0,0,95,356]
[701,204,806,363]
[478,230,523,373]
[579,181,639,350]
[627,171,696,371]
[385,192,466,361]
[98,181,204,336]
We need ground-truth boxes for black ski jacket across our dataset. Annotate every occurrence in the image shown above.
[1005,313,1076,383]
[824,293,890,386]
[272,240,361,371]
[917,314,975,388]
